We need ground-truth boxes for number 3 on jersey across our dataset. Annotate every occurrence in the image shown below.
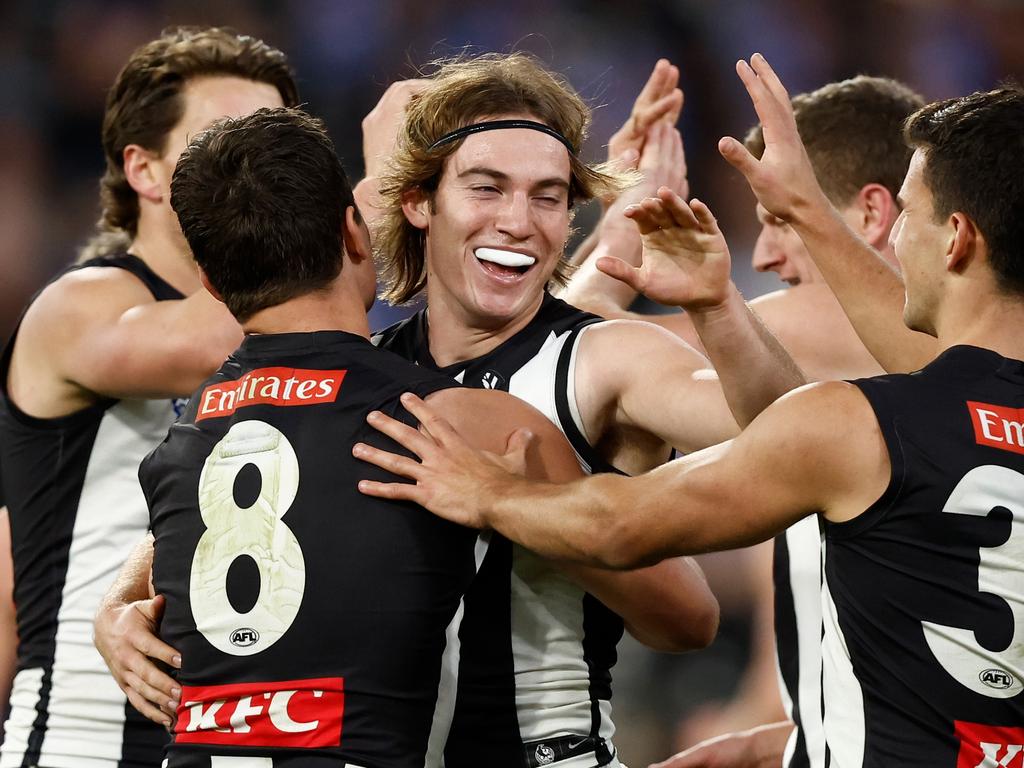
[923,465,1024,698]
[191,420,305,656]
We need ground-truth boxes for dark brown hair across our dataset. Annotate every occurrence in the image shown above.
[170,108,353,322]
[905,83,1024,296]
[82,26,299,260]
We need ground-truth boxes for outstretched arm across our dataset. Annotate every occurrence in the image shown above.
[650,721,794,768]
[718,54,937,373]
[356,382,889,568]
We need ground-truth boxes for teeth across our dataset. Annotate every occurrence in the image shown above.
[474,248,536,268]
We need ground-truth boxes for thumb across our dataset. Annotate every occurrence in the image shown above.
[503,427,534,476]
[718,136,758,181]
[136,594,166,622]
[613,148,640,173]
[596,256,644,293]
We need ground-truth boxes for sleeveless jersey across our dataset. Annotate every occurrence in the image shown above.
[374,293,625,768]
[0,254,180,768]
[145,331,482,768]
[821,345,1024,766]
[774,519,826,768]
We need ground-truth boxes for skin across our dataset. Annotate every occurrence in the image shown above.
[354,54,1024,768]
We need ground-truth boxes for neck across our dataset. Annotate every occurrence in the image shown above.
[130,208,203,295]
[242,281,371,339]
[934,288,1024,362]
[423,287,545,367]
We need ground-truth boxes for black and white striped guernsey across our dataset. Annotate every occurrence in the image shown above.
[821,346,1024,766]
[374,293,625,768]
[0,254,179,767]
[773,518,826,768]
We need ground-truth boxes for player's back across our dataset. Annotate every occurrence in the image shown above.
[144,330,480,768]
[823,345,1024,767]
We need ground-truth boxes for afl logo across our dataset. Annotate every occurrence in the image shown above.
[979,668,1014,690]
[230,628,260,648]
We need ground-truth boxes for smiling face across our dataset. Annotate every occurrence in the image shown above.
[407,117,573,330]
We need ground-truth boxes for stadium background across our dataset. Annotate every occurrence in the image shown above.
[1,0,1022,762]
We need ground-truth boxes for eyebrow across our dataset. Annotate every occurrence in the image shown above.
[458,166,570,192]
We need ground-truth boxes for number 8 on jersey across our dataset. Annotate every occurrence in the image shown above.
[191,420,306,656]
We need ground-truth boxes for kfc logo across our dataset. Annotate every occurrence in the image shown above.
[175,677,344,748]
[956,721,1024,768]
[967,402,1024,456]
[197,367,346,421]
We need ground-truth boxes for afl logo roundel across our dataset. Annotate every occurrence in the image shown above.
[230,627,260,648]
[979,668,1014,690]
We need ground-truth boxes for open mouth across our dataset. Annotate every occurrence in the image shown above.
[474,247,536,276]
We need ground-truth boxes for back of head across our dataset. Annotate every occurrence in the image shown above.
[904,83,1024,296]
[170,107,354,322]
[745,76,924,206]
[82,26,299,260]
[376,52,631,304]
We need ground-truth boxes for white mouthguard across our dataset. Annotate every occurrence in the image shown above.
[474,248,537,268]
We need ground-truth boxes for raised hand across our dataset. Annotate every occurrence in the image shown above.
[596,187,732,310]
[717,53,829,223]
[361,78,429,179]
[353,393,532,529]
[607,59,684,165]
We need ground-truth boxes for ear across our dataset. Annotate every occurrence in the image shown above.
[342,205,373,265]
[123,144,164,204]
[197,266,225,303]
[946,212,979,274]
[852,183,897,250]
[401,187,430,230]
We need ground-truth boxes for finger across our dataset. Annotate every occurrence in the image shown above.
[612,148,640,173]
[749,53,791,110]
[638,121,669,174]
[735,58,780,131]
[399,392,462,445]
[124,669,178,717]
[658,187,701,230]
[128,652,181,699]
[718,135,759,180]
[634,58,672,112]
[689,198,721,235]
[364,409,436,456]
[124,685,173,728]
[638,196,677,231]
[633,92,683,135]
[352,442,425,480]
[130,612,180,668]
[357,478,425,504]
[596,256,644,292]
[624,201,673,234]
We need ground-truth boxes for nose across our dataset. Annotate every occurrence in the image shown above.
[751,227,785,274]
[495,191,533,240]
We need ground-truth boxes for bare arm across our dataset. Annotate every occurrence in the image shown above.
[94,535,180,727]
[10,268,238,415]
[431,389,719,652]
[356,382,890,569]
[718,54,937,373]
[651,721,794,768]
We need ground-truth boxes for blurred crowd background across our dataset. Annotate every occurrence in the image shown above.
[2,0,1023,762]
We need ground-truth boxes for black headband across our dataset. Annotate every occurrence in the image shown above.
[427,119,576,154]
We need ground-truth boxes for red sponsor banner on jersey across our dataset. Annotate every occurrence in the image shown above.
[967,401,1024,456]
[955,720,1024,768]
[196,367,347,422]
[175,676,344,748]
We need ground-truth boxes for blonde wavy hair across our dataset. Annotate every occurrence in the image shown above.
[375,52,633,305]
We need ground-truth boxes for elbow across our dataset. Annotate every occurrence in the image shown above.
[593,518,661,572]
[686,591,721,651]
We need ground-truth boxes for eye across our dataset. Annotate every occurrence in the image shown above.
[469,184,500,194]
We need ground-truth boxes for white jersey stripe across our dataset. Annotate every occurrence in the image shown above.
[423,532,492,768]
[821,541,866,768]
[789,517,827,768]
[0,667,44,766]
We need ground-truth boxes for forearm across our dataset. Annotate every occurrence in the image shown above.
[741,721,794,768]
[99,535,155,611]
[690,285,806,427]
[792,202,937,373]
[563,556,719,652]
